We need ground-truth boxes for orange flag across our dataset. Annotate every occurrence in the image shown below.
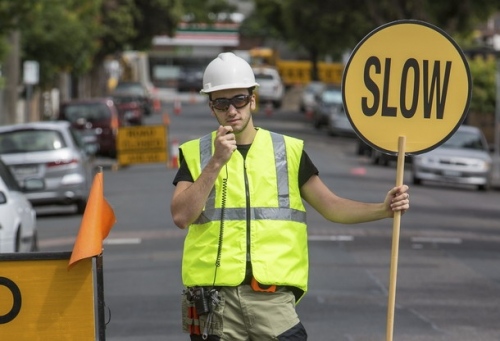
[68,171,116,269]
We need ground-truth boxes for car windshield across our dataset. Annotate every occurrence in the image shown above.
[255,74,275,81]
[114,83,146,96]
[321,89,342,104]
[306,83,324,94]
[0,129,67,153]
[442,130,487,151]
[62,103,110,122]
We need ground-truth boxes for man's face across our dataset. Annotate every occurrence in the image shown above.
[209,88,255,133]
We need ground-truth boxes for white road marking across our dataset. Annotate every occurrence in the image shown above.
[104,238,142,245]
[308,235,354,242]
[411,236,462,244]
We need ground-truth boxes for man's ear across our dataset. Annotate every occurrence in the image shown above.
[250,95,257,111]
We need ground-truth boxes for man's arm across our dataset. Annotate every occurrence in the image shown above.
[171,126,236,229]
[300,175,409,224]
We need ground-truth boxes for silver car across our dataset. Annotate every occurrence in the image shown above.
[411,125,492,191]
[0,121,96,214]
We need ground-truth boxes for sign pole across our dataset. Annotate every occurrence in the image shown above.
[385,135,406,341]
[96,254,106,341]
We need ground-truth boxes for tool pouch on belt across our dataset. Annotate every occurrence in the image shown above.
[250,276,277,293]
[182,293,201,335]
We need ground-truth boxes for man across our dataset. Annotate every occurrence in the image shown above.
[171,52,410,341]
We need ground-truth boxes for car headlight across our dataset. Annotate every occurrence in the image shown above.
[471,160,491,171]
[415,156,436,166]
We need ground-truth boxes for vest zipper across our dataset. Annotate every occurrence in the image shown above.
[244,161,251,264]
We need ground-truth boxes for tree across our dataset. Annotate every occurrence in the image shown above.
[248,0,500,81]
[21,0,101,89]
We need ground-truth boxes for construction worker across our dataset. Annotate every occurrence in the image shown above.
[170,52,410,340]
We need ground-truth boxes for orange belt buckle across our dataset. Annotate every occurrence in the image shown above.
[251,276,276,293]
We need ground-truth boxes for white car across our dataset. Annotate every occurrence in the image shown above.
[0,157,38,252]
[253,67,284,109]
[412,125,492,191]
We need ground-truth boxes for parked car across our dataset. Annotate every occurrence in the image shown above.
[411,125,492,191]
[299,81,326,113]
[112,95,144,126]
[253,67,284,109]
[177,66,204,92]
[58,97,122,157]
[312,85,355,136]
[112,81,154,116]
[0,121,96,214]
[0,157,38,252]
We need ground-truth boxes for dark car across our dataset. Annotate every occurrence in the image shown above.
[312,85,355,136]
[58,98,122,158]
[112,81,154,116]
[177,67,204,92]
[112,95,144,126]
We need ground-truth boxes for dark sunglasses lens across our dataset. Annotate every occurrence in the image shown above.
[213,99,230,111]
[232,96,249,108]
[212,95,250,111]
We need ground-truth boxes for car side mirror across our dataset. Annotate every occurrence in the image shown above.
[23,178,45,191]
[0,191,7,204]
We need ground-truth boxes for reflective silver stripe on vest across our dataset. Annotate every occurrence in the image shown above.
[195,132,306,224]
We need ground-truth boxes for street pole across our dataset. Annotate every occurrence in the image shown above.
[496,59,500,157]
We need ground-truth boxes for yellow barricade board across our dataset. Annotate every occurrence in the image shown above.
[0,252,101,340]
[117,125,168,166]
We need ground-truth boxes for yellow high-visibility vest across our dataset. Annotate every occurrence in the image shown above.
[180,128,308,301]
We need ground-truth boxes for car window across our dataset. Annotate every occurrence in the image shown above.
[255,73,275,81]
[0,129,67,153]
[443,130,487,151]
[114,83,146,96]
[62,103,111,122]
[321,89,342,104]
[0,158,21,191]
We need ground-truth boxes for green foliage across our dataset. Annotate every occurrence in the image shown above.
[21,0,102,88]
[468,57,497,114]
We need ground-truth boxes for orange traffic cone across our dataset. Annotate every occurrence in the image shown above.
[153,87,161,113]
[170,139,179,168]
[162,112,170,126]
[265,102,273,117]
[174,99,182,115]
[189,91,196,104]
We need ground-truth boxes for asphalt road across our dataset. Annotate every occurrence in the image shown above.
[31,98,500,341]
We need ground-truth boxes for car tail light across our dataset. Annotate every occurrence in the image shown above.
[47,159,78,168]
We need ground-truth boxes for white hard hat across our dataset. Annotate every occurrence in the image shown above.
[200,52,259,94]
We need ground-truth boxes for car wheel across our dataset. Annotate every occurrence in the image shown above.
[76,199,87,215]
[15,228,21,252]
[478,182,490,191]
[412,174,422,186]
[30,231,39,252]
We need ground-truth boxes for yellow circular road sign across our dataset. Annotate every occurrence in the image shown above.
[342,20,471,155]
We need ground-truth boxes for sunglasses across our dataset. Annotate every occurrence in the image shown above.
[211,95,251,112]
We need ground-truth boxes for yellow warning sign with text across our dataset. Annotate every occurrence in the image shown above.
[0,256,95,339]
[342,20,471,154]
[117,125,168,165]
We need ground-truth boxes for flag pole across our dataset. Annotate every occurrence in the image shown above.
[95,166,106,340]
